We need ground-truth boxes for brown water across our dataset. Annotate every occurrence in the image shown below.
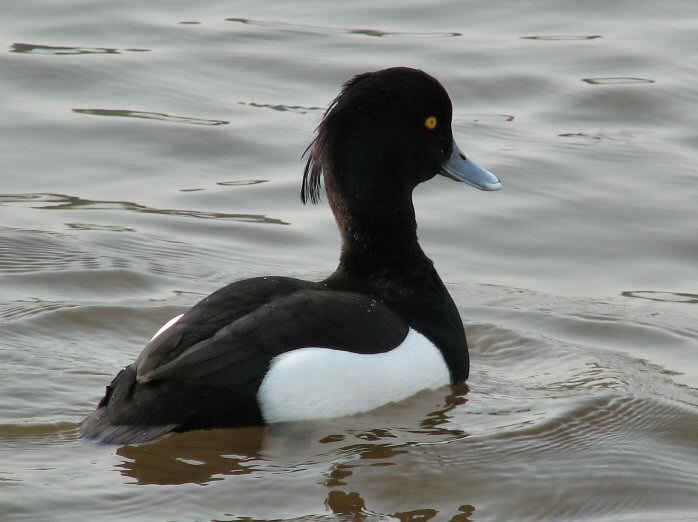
[1,1,697,520]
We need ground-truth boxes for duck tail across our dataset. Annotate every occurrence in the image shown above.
[79,408,176,445]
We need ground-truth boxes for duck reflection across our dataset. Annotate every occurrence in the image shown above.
[324,491,475,521]
[115,384,469,486]
[114,426,264,485]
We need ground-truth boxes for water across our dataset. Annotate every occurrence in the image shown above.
[1,0,697,520]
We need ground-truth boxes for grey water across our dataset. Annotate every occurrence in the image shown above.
[1,1,697,520]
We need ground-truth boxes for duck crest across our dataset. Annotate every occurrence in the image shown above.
[301,141,323,204]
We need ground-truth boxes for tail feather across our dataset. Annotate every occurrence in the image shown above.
[79,408,176,445]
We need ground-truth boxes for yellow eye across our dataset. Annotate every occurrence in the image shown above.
[425,116,438,130]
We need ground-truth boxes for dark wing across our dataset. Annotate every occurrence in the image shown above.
[134,276,323,377]
[80,277,408,444]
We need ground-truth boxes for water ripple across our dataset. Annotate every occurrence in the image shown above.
[0,193,288,225]
[225,18,461,38]
[521,35,602,41]
[0,228,100,274]
[10,42,150,55]
[623,290,698,304]
[238,101,324,115]
[461,113,515,123]
[582,77,655,85]
[0,299,77,322]
[72,108,228,126]
[0,422,77,446]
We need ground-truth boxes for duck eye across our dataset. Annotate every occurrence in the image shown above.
[424,116,438,130]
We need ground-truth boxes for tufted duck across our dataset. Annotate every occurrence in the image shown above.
[79,67,501,444]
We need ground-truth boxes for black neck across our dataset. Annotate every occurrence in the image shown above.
[338,208,427,276]
[325,167,429,278]
[322,187,469,382]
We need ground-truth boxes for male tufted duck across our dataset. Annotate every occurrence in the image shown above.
[80,67,501,444]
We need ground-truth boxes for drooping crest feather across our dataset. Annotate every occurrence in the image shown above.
[301,72,373,205]
[301,139,323,204]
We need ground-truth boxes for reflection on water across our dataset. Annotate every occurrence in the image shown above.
[10,42,150,55]
[216,180,268,186]
[110,388,478,519]
[65,222,137,232]
[325,491,474,522]
[460,113,515,123]
[623,290,698,304]
[556,131,641,144]
[521,35,603,40]
[238,101,324,115]
[0,422,77,446]
[0,193,288,225]
[72,109,229,126]
[582,77,655,84]
[116,427,266,485]
[225,17,461,38]
[114,387,469,486]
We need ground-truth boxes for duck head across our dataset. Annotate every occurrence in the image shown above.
[302,67,501,208]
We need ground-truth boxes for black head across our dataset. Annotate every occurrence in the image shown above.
[302,67,457,205]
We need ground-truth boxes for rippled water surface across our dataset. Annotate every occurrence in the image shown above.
[1,1,697,521]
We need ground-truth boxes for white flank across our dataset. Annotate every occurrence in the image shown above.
[149,313,184,342]
[257,328,450,423]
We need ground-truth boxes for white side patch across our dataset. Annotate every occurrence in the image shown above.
[257,328,450,423]
[149,313,184,342]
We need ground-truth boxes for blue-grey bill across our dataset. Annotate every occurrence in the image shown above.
[440,142,502,191]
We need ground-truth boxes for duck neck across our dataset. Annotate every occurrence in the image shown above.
[328,187,430,277]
